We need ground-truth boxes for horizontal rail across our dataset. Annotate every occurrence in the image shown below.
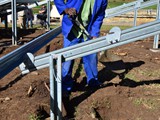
[105,0,157,18]
[106,1,139,13]
[0,0,39,6]
[16,0,39,3]
[0,0,11,5]
[20,20,160,74]
[0,26,62,79]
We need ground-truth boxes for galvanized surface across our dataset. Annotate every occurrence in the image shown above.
[0,26,62,79]
[20,20,160,74]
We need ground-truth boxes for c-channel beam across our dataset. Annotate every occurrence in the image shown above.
[16,0,39,2]
[0,26,62,79]
[0,0,11,5]
[105,0,157,18]
[20,20,160,74]
[63,20,160,61]
[28,0,48,8]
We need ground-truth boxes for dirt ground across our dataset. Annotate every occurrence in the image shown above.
[0,19,160,120]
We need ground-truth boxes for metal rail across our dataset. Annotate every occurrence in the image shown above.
[20,20,160,74]
[1,0,160,119]
[105,0,157,18]
[18,19,160,120]
[0,26,62,79]
[105,0,160,50]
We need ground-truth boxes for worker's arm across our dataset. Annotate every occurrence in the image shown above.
[90,0,108,38]
[54,0,76,16]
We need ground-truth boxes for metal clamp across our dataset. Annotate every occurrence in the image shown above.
[106,27,121,44]
[19,53,35,71]
[135,0,143,9]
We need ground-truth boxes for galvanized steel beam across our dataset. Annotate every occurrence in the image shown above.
[19,19,160,120]
[20,20,160,74]
[0,26,62,79]
[105,0,157,18]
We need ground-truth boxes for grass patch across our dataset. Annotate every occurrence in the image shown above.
[101,24,131,31]
[91,98,111,109]
[133,98,160,110]
[144,84,160,89]
[137,68,160,78]
[108,0,157,9]
[125,72,140,82]
[29,114,42,120]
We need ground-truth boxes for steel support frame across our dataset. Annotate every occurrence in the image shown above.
[0,26,61,79]
[105,0,160,49]
[20,20,160,75]
[19,19,160,120]
[49,54,62,120]
[105,0,157,18]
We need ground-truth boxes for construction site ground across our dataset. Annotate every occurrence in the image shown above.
[0,16,160,120]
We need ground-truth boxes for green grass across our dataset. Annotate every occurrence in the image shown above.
[29,114,42,120]
[101,24,131,31]
[108,2,128,9]
[108,0,157,9]
[31,0,157,14]
[125,73,140,82]
[137,68,160,78]
[133,97,160,110]
[30,0,158,14]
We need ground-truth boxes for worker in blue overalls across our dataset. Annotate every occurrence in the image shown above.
[54,0,108,96]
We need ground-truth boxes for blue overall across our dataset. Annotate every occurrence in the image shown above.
[54,0,108,91]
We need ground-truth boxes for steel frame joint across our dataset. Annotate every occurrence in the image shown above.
[106,27,121,44]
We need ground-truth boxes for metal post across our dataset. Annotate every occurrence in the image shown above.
[49,55,55,120]
[5,14,8,29]
[153,0,160,50]
[134,8,138,26]
[49,55,57,120]
[56,55,62,120]
[11,0,17,45]
[134,0,142,27]
[47,0,51,30]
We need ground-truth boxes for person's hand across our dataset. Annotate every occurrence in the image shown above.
[92,37,97,39]
[64,8,76,16]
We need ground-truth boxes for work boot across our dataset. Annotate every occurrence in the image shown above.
[99,50,126,74]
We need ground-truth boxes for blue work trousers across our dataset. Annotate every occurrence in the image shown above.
[26,18,33,28]
[62,33,98,91]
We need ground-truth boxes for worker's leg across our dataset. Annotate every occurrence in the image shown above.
[30,18,33,28]
[19,16,23,28]
[23,16,26,29]
[26,18,29,29]
[83,53,101,87]
[62,33,80,92]
[37,14,44,27]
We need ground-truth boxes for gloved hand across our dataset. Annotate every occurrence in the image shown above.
[64,8,77,16]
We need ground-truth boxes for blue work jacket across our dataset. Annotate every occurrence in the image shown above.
[54,0,108,38]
